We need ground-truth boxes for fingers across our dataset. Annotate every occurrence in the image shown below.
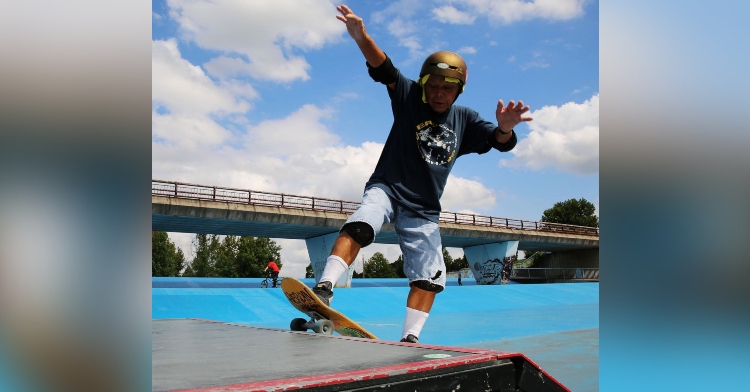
[337,4,353,17]
[497,98,533,126]
[336,5,349,21]
[336,5,362,26]
[499,99,532,116]
[499,100,530,111]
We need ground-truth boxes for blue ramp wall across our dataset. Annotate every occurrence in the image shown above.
[152,278,598,346]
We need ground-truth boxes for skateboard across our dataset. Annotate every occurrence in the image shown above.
[280,277,377,339]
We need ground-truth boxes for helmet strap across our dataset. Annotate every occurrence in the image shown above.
[419,74,430,103]
[419,74,465,104]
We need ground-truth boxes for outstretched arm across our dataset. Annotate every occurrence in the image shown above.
[336,4,396,89]
[493,100,533,143]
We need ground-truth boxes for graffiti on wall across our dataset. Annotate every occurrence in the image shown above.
[473,255,516,285]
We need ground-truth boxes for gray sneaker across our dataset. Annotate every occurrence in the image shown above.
[400,334,419,343]
[312,281,334,307]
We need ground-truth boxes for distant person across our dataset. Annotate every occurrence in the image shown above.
[264,259,280,288]
[457,272,462,286]
[501,258,512,284]
[311,4,532,344]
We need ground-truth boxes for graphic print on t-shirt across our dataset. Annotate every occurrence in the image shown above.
[415,120,457,165]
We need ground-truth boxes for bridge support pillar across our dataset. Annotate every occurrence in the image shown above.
[305,232,355,288]
[463,241,519,285]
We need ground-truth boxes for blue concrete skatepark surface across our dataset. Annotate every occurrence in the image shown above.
[153,277,599,391]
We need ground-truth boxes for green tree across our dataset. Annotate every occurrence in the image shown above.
[174,248,185,275]
[182,263,195,277]
[443,247,453,265]
[305,263,314,278]
[364,252,398,278]
[235,236,282,277]
[184,234,283,278]
[152,232,185,277]
[214,235,239,277]
[391,255,406,278]
[541,198,599,227]
[517,250,539,267]
[446,254,468,272]
[188,234,215,277]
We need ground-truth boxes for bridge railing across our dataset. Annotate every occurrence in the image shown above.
[152,180,599,237]
[152,179,360,214]
[511,268,599,282]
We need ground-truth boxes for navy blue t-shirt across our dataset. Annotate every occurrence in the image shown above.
[365,70,517,222]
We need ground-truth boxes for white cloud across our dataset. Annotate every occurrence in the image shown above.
[167,232,195,259]
[153,94,383,201]
[201,56,251,80]
[441,176,497,212]
[521,50,550,70]
[432,5,476,25]
[152,112,233,149]
[457,46,477,54]
[372,0,429,62]
[521,59,550,70]
[500,94,599,175]
[243,104,339,156]
[152,39,255,149]
[274,239,312,279]
[165,0,344,83]
[152,39,254,115]
[435,0,586,24]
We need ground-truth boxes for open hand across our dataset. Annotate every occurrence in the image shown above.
[336,5,366,42]
[496,100,532,132]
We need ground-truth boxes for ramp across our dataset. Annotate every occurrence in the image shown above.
[152,319,569,392]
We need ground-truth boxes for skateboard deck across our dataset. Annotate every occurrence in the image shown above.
[281,277,377,339]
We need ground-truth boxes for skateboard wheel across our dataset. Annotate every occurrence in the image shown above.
[290,318,308,331]
[313,319,334,335]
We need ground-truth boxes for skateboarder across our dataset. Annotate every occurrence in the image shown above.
[313,4,532,343]
[264,259,280,288]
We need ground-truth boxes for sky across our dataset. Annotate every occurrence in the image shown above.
[152,0,599,278]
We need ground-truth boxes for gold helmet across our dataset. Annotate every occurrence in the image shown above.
[418,51,467,103]
[419,51,467,85]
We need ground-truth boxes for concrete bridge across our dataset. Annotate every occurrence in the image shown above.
[152,180,599,284]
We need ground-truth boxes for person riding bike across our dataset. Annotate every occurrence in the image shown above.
[264,259,280,288]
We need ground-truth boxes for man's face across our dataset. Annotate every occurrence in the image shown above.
[424,75,460,113]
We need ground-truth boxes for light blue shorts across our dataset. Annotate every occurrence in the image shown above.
[344,187,446,290]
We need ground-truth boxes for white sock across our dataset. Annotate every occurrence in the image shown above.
[318,255,348,284]
[402,307,429,339]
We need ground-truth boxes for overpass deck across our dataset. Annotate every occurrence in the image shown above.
[152,180,599,252]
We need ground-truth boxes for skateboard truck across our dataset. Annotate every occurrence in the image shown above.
[290,311,335,335]
[281,277,377,339]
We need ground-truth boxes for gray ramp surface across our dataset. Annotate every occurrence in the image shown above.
[153,319,506,391]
